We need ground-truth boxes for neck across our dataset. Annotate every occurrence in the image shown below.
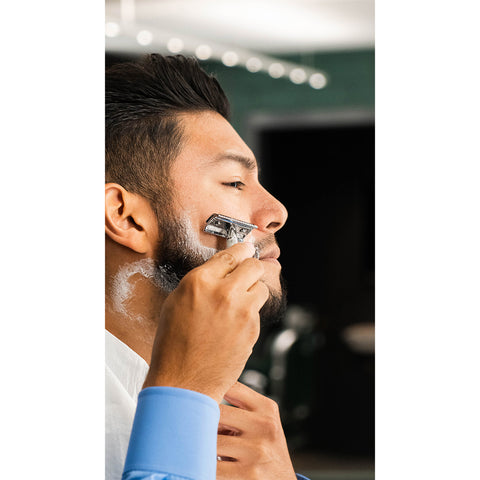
[105,258,168,365]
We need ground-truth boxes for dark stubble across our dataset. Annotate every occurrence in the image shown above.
[153,214,287,326]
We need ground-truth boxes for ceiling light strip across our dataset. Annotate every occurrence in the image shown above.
[105,19,328,89]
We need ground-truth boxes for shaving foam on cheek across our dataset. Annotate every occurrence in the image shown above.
[109,215,247,320]
[110,216,219,317]
[178,216,218,262]
[110,258,164,317]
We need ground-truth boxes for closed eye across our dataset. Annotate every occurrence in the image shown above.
[223,181,245,190]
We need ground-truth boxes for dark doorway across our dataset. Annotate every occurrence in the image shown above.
[248,111,375,458]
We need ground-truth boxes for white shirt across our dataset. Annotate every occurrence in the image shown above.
[105,330,149,480]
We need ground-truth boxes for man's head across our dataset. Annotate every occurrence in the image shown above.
[105,54,288,325]
[106,54,230,215]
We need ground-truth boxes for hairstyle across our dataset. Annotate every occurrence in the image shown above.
[105,54,230,215]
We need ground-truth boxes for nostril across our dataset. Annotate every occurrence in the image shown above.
[266,221,281,230]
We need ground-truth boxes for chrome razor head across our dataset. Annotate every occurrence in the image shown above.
[204,213,258,245]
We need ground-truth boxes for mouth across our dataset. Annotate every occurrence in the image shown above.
[259,246,281,265]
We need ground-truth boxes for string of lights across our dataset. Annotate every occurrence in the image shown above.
[105,20,328,90]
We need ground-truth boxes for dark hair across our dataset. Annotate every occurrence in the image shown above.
[105,54,230,213]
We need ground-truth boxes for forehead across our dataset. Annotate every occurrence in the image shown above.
[173,111,257,172]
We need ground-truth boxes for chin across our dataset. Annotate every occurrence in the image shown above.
[259,273,287,327]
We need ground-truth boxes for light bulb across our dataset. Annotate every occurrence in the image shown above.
[268,63,285,79]
[289,68,307,84]
[105,22,120,38]
[167,38,184,53]
[309,73,327,89]
[222,51,239,67]
[195,44,212,60]
[136,30,153,46]
[246,57,262,73]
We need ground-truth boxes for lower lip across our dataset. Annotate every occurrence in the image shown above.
[260,258,280,266]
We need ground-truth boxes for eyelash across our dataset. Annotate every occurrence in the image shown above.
[223,181,245,190]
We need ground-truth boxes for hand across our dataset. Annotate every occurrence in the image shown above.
[143,243,269,403]
[217,382,297,480]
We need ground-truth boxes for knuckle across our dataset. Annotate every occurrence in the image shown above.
[216,251,235,266]
[263,415,280,439]
[180,269,207,297]
[255,441,270,461]
[188,267,208,284]
[265,397,280,416]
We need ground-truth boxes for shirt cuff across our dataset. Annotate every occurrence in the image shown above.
[123,387,220,480]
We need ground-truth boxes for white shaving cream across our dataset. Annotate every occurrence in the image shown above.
[110,258,160,316]
[109,215,218,318]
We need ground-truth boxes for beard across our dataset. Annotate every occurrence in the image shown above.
[153,214,287,326]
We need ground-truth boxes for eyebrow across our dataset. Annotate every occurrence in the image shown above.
[211,152,259,174]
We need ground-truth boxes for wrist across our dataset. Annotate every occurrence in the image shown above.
[143,372,224,403]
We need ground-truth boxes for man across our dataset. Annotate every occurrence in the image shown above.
[106,54,308,480]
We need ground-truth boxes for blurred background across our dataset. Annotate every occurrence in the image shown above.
[106,1,374,478]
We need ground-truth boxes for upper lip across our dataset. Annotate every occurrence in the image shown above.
[259,245,281,260]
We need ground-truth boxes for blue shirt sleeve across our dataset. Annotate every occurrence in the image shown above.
[122,387,220,480]
[121,386,311,480]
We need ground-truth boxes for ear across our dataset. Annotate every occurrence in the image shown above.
[105,183,158,255]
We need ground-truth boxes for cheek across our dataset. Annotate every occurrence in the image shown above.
[176,185,252,249]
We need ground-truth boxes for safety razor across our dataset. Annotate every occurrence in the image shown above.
[204,213,259,256]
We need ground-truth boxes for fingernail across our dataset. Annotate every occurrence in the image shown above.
[243,242,256,256]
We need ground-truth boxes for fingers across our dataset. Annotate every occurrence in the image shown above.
[247,280,269,312]
[216,459,243,480]
[223,256,268,312]
[223,382,280,414]
[219,404,258,436]
[217,434,246,461]
[225,256,264,291]
[217,386,295,480]
[203,242,256,278]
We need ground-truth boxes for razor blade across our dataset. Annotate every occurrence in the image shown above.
[204,213,258,248]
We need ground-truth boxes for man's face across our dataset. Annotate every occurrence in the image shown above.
[154,111,289,323]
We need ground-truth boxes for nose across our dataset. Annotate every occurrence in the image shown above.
[252,185,288,235]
